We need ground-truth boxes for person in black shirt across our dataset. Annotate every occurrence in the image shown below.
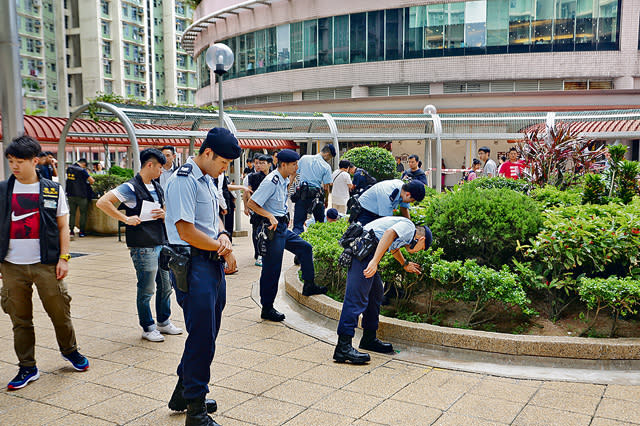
[401,155,428,185]
[243,155,270,265]
[36,153,53,180]
[395,156,404,173]
[243,158,254,177]
[66,159,95,237]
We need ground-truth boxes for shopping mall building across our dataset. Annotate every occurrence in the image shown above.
[184,0,640,174]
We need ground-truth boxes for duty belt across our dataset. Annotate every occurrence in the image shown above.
[190,246,221,261]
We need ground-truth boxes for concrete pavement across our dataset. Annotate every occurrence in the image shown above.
[0,234,639,425]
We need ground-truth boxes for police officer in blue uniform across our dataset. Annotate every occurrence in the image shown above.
[356,179,426,225]
[164,128,240,426]
[292,144,335,234]
[334,217,432,364]
[248,149,327,322]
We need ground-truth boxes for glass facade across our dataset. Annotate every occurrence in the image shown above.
[207,0,620,83]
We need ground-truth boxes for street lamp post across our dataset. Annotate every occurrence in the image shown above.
[205,44,243,233]
[205,44,234,128]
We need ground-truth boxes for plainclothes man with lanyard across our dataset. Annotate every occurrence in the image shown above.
[242,154,270,266]
[355,179,426,226]
[292,144,335,234]
[334,217,432,364]
[248,149,327,322]
[163,128,239,426]
[96,148,182,343]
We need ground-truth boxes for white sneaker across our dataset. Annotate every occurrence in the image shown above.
[142,329,165,342]
[255,256,263,267]
[157,322,183,335]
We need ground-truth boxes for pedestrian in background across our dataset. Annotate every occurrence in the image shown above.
[478,146,497,177]
[66,158,94,237]
[330,160,353,214]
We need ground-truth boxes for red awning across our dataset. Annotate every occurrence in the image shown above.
[521,119,640,135]
[0,115,297,150]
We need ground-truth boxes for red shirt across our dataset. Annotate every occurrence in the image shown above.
[500,161,525,179]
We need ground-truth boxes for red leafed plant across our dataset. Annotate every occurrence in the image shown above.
[518,125,605,188]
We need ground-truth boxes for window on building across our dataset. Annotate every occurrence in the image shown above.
[367,10,384,62]
[26,38,35,53]
[255,29,266,73]
[333,15,349,65]
[276,24,290,71]
[25,18,34,33]
[303,20,317,67]
[101,0,109,15]
[318,17,333,66]
[102,21,110,37]
[178,89,186,103]
[350,13,366,63]
[176,1,185,15]
[122,4,128,18]
[104,61,111,75]
[103,41,111,56]
[104,80,113,93]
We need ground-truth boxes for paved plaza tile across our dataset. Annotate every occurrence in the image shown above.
[0,234,639,425]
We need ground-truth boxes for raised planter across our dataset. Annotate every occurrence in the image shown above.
[79,199,119,235]
[284,266,640,361]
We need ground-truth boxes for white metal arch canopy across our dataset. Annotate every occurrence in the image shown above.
[60,103,640,193]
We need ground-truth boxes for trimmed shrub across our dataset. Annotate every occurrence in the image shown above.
[91,174,127,197]
[417,187,542,267]
[108,165,134,179]
[530,185,583,209]
[462,176,530,193]
[342,146,399,182]
[578,276,640,336]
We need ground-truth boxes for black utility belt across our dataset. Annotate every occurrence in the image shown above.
[190,246,221,262]
[261,213,289,225]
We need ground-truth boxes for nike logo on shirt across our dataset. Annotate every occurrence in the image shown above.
[11,211,38,221]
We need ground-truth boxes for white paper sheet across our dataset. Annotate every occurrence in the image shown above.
[139,200,161,221]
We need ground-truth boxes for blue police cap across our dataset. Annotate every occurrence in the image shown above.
[202,127,241,160]
[406,180,426,202]
[326,208,339,220]
[326,144,336,157]
[276,149,300,163]
[423,226,433,250]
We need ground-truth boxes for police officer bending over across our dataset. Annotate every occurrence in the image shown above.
[355,179,426,226]
[164,128,240,426]
[334,217,432,364]
[292,144,336,234]
[248,149,327,322]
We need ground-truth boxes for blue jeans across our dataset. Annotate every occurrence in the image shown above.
[130,246,172,332]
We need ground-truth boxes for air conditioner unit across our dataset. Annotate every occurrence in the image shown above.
[137,8,144,16]
[38,100,46,106]
[139,68,146,74]
[34,22,41,30]
[35,40,42,47]
[103,53,109,58]
[137,27,144,35]
[33,0,41,6]
[140,86,146,93]
[138,56,145,64]
[103,58,109,65]
[37,60,44,67]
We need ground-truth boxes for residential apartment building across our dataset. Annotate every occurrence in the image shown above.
[16,0,198,117]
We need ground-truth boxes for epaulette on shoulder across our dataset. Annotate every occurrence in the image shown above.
[389,188,399,202]
[177,163,193,176]
[271,174,280,184]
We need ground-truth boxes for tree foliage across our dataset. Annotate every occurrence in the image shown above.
[342,146,399,182]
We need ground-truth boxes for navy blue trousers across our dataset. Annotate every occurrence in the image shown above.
[337,253,384,337]
[356,208,381,226]
[260,222,315,308]
[292,198,324,235]
[174,256,226,400]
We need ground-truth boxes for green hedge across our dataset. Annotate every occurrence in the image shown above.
[413,187,542,267]
[342,146,399,182]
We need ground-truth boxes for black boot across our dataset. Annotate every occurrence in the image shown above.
[261,306,285,322]
[168,378,217,413]
[333,334,370,364]
[359,329,394,354]
[302,281,328,297]
[185,397,220,426]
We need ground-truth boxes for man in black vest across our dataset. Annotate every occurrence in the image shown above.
[66,158,94,237]
[96,148,183,342]
[242,154,269,265]
[0,136,89,391]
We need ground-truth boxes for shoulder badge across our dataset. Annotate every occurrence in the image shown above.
[271,174,280,184]
[389,188,400,202]
[177,163,193,176]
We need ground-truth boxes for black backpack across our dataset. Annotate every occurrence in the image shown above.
[359,168,377,188]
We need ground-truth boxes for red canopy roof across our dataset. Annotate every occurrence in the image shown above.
[522,119,640,134]
[0,115,297,150]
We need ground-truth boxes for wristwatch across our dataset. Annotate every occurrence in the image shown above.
[60,254,71,262]
[403,258,410,267]
[218,230,232,240]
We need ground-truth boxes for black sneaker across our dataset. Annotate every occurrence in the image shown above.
[7,366,39,390]
[62,350,90,371]
[78,232,87,237]
[261,307,285,322]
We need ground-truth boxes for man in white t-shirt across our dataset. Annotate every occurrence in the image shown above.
[0,136,89,391]
[331,160,354,214]
[97,148,183,343]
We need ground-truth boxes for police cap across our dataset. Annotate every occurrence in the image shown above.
[276,149,300,163]
[326,208,339,220]
[326,144,336,157]
[201,127,241,160]
[406,180,426,202]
